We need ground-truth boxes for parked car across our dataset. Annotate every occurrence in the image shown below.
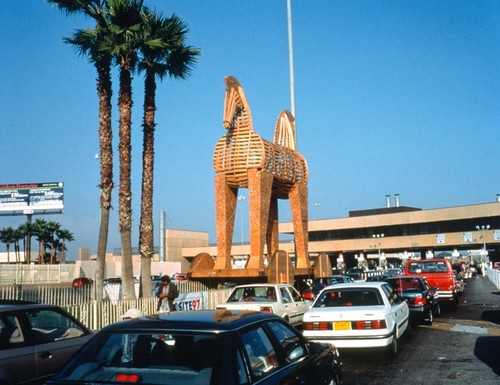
[0,300,93,385]
[302,276,354,300]
[345,267,365,281]
[71,277,94,288]
[404,259,459,309]
[302,282,411,356]
[217,284,311,327]
[47,309,343,385]
[384,268,404,277]
[384,276,440,325]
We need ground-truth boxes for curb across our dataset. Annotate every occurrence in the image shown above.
[423,319,500,336]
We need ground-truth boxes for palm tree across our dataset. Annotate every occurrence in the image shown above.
[56,229,75,263]
[0,227,16,264]
[12,228,23,264]
[103,0,144,299]
[137,9,199,297]
[49,0,113,299]
[18,221,35,264]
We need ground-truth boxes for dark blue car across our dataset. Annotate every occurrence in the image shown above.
[47,309,343,385]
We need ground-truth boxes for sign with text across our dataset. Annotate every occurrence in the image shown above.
[0,182,64,214]
[175,291,208,311]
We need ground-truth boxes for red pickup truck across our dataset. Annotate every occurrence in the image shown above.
[404,258,459,310]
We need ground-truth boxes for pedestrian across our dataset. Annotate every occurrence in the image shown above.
[119,308,143,363]
[156,275,179,312]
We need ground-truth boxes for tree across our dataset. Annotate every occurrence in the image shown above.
[56,229,75,263]
[137,8,199,297]
[49,0,113,300]
[18,221,35,264]
[0,227,16,263]
[103,0,144,299]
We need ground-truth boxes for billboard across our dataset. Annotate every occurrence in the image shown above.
[0,182,64,215]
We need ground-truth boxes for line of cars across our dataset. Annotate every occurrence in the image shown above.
[3,259,465,385]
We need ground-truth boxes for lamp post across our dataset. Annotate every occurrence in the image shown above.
[237,195,246,245]
[373,233,384,269]
[475,224,490,276]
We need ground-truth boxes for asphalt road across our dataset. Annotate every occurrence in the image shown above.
[339,274,500,385]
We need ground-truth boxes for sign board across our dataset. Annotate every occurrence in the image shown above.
[0,182,64,215]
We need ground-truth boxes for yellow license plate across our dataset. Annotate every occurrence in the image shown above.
[334,321,351,330]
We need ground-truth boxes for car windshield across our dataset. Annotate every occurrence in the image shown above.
[314,288,383,307]
[408,261,449,273]
[52,331,220,385]
[386,278,423,291]
[227,286,277,302]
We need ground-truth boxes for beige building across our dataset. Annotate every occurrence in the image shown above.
[181,200,500,270]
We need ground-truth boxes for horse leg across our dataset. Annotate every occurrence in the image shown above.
[247,169,273,270]
[266,197,279,262]
[214,174,237,270]
[289,184,309,269]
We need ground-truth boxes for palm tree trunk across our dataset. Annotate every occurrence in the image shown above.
[118,57,136,300]
[139,70,156,298]
[95,58,113,301]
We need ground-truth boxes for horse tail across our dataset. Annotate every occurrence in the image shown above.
[273,110,296,150]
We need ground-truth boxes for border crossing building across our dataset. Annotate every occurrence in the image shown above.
[180,197,500,271]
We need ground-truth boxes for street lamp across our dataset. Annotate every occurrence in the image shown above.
[475,224,490,275]
[373,233,384,269]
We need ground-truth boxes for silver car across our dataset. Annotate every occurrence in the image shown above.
[0,300,93,385]
[217,283,311,327]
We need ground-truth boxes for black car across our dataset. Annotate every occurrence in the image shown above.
[384,276,440,325]
[302,276,354,300]
[47,309,343,385]
[345,267,365,281]
[0,300,93,385]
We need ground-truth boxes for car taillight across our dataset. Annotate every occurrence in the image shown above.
[302,292,314,300]
[260,306,273,313]
[304,321,331,330]
[352,320,387,329]
[414,296,427,305]
[115,374,140,383]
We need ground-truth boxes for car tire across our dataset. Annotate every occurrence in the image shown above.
[328,373,341,385]
[433,303,441,317]
[386,328,398,357]
[424,308,433,325]
[405,318,413,340]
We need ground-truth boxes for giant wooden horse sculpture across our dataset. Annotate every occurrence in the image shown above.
[213,76,309,271]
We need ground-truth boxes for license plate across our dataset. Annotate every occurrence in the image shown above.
[334,321,351,330]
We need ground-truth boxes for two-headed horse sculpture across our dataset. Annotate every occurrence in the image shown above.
[213,76,309,271]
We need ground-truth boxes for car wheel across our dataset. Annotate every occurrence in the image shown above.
[328,373,341,385]
[424,308,433,325]
[386,328,398,357]
[433,303,441,317]
[405,318,413,340]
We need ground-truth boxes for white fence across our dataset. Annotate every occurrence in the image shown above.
[0,282,233,330]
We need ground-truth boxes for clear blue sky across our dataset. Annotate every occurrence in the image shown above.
[1,1,499,259]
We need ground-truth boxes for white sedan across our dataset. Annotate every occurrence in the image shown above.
[302,282,410,355]
[217,283,311,327]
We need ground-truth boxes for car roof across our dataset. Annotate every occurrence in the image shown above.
[103,309,282,332]
[231,283,291,289]
[0,300,58,311]
[321,281,387,290]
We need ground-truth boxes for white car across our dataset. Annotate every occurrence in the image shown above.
[216,283,311,327]
[302,282,410,355]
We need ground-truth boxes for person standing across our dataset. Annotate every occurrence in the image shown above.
[156,275,179,312]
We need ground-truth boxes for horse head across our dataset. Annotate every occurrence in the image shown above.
[222,76,253,130]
